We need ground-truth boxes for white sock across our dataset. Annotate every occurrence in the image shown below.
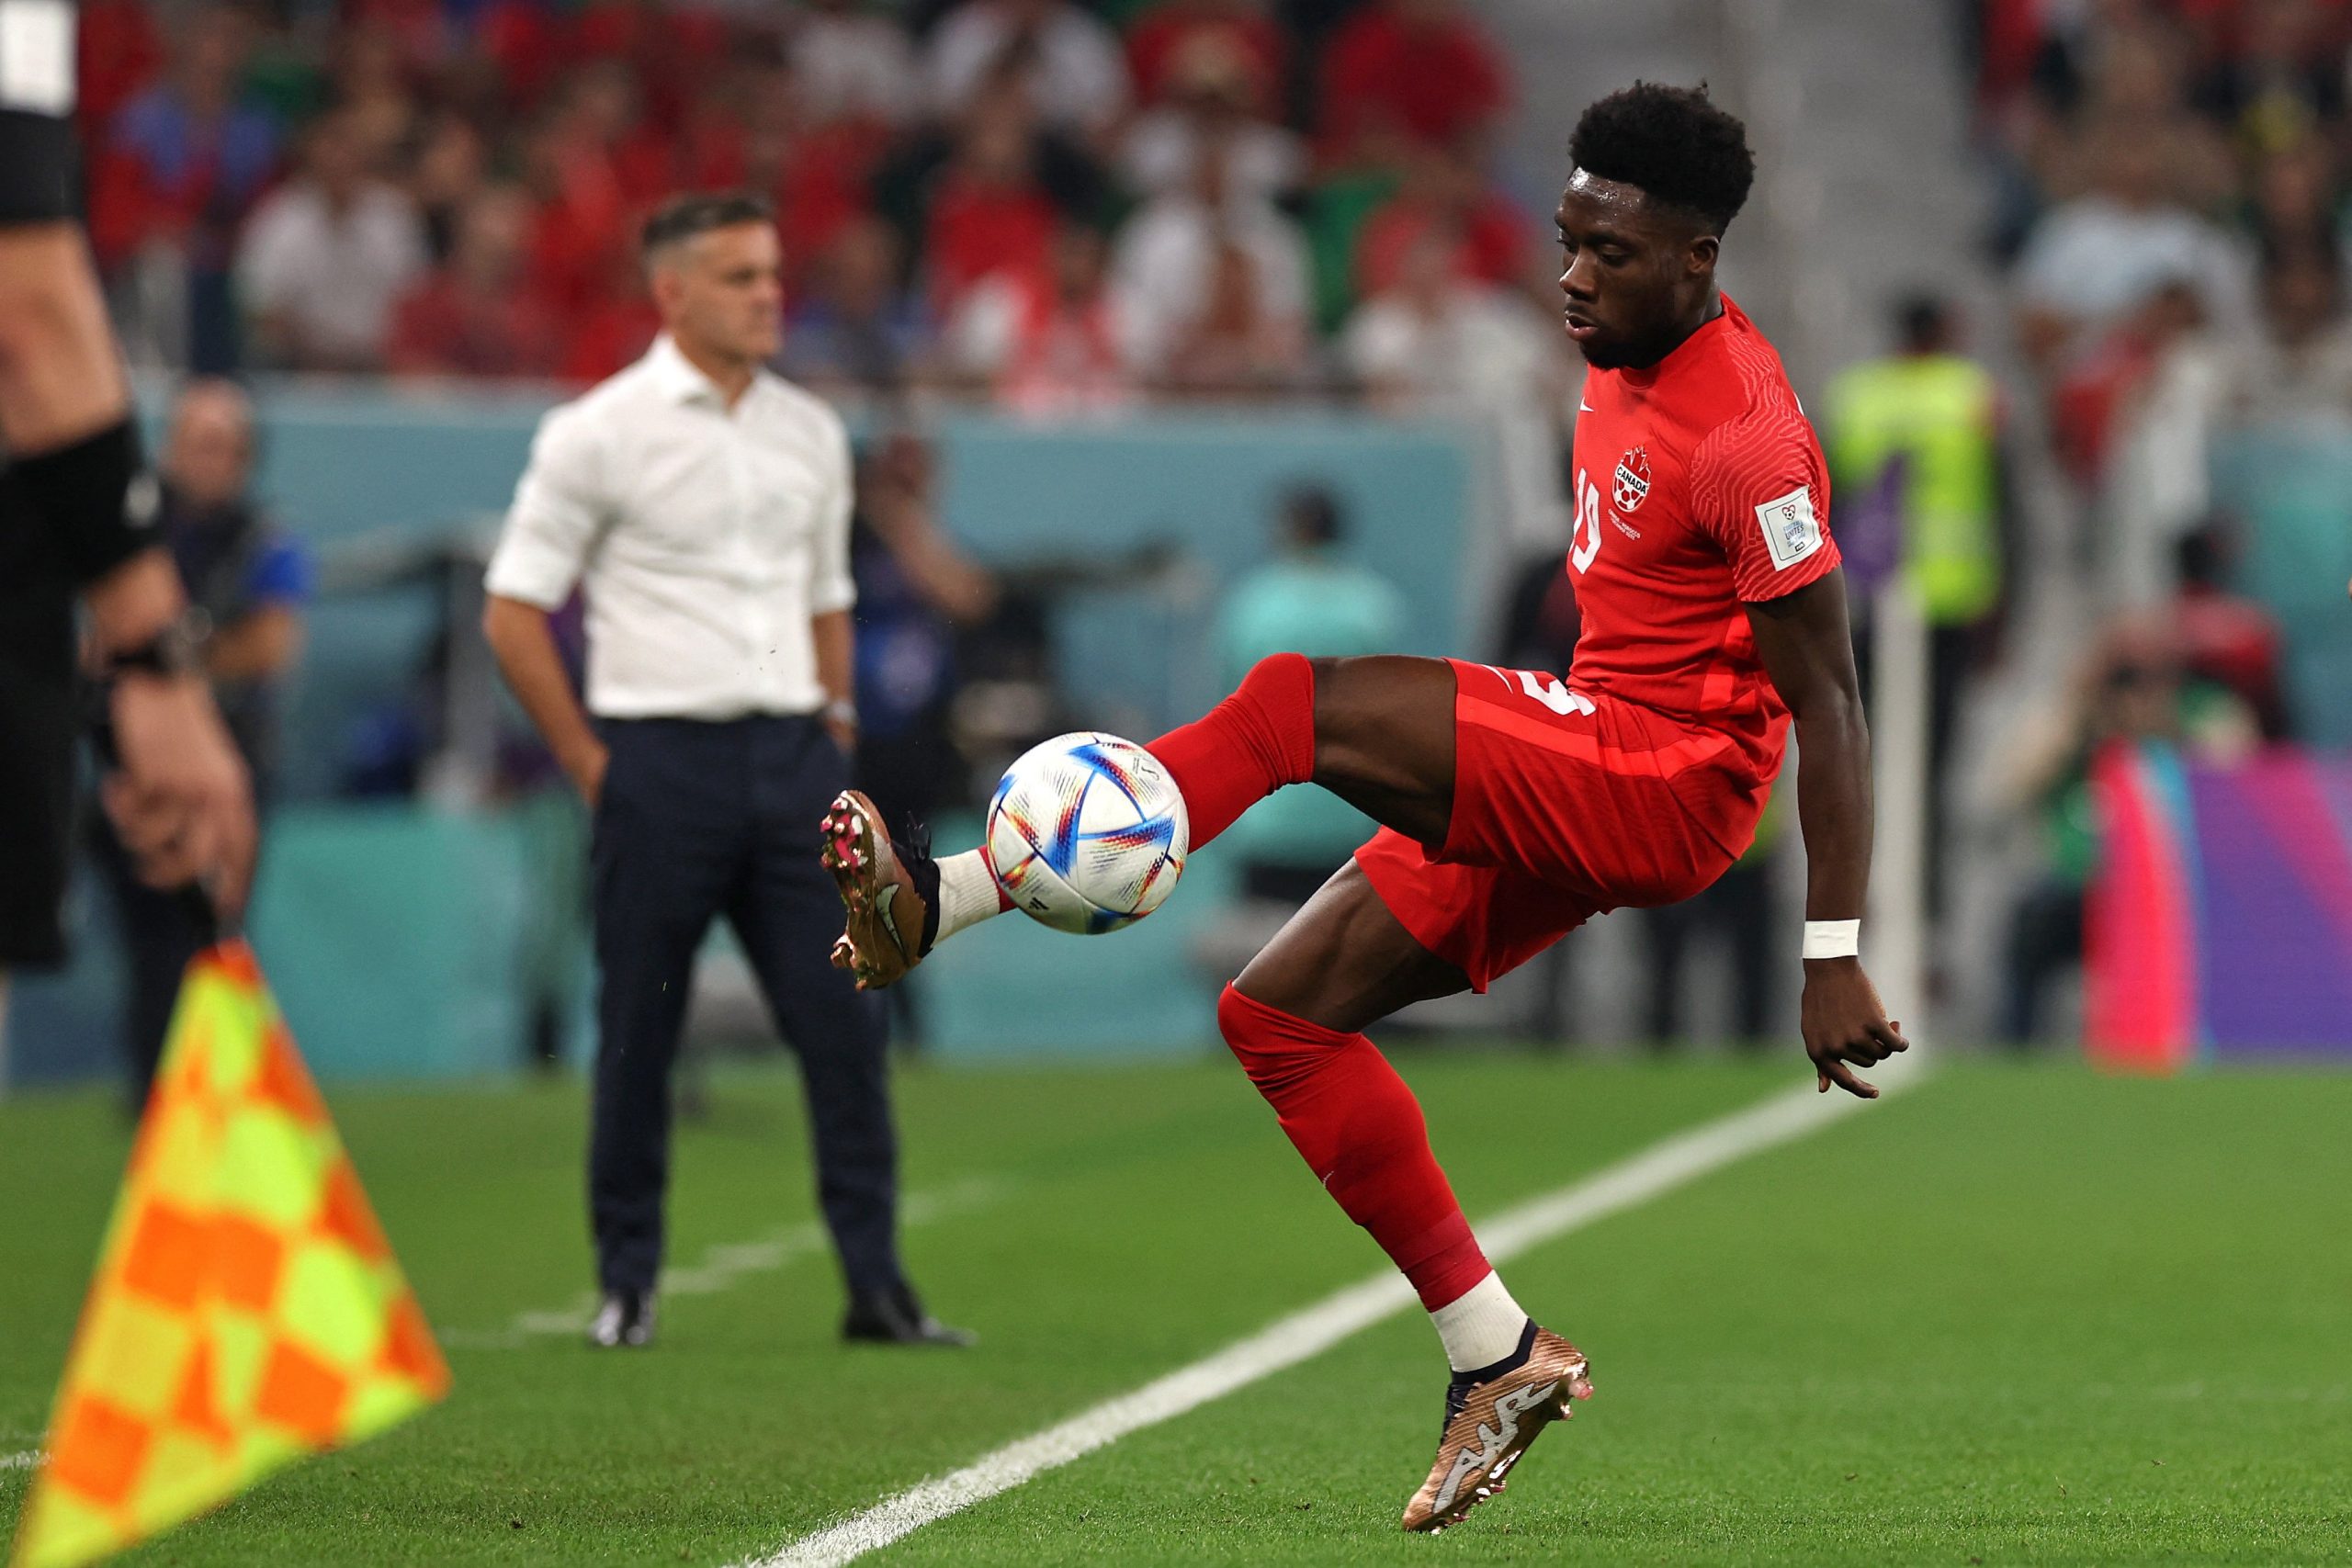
[933,849,1008,944]
[1430,1271,1531,1372]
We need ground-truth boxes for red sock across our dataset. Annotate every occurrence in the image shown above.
[1217,985,1491,1311]
[1148,653,1317,851]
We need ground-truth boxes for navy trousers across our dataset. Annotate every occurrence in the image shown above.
[589,714,899,1299]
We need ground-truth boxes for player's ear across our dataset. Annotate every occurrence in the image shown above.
[1686,232,1719,276]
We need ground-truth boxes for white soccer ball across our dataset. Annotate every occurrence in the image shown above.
[986,731,1190,934]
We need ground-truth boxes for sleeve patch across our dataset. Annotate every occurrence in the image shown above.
[1755,484,1823,570]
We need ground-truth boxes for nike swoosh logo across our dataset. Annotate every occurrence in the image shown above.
[1578,400,1595,412]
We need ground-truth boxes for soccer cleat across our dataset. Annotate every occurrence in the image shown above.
[820,790,939,990]
[1401,1321,1592,1533]
[586,1289,655,1349]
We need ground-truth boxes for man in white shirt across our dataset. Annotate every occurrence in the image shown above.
[235,108,427,372]
[482,193,967,1350]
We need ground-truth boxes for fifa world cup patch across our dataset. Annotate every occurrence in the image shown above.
[1755,484,1823,570]
[1612,446,1651,513]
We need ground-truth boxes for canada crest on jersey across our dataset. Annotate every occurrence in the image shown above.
[1611,446,1652,513]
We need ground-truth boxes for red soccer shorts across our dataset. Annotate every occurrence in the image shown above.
[1355,660,1770,992]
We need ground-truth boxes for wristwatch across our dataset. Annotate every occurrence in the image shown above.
[105,608,210,681]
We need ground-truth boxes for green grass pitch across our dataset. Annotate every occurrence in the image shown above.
[4,1052,2350,1565]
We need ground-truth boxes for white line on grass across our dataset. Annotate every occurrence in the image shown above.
[739,1060,1928,1568]
[438,1177,1013,1348]
[1,1450,42,1472]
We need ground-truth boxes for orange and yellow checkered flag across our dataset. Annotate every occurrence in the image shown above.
[9,942,450,1568]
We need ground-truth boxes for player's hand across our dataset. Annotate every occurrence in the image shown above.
[103,671,257,917]
[1800,956,1907,1099]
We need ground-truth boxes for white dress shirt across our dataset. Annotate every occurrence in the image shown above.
[485,335,857,720]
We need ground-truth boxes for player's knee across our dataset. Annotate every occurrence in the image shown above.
[1218,984,1339,1095]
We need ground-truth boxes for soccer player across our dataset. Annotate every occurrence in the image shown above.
[823,83,1906,1530]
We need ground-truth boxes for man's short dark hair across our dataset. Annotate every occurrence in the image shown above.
[640,191,775,260]
[1568,82,1756,235]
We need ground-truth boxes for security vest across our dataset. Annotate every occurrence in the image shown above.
[1824,353,2002,625]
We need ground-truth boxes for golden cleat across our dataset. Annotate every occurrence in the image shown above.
[820,790,933,991]
[1401,1325,1592,1533]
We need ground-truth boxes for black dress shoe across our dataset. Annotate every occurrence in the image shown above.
[842,1282,974,1347]
[587,1289,656,1348]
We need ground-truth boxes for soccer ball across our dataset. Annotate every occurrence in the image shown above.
[986,732,1189,934]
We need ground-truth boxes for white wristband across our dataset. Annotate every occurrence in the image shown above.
[1803,919,1860,960]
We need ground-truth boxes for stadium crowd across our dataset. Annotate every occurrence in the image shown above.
[81,0,1565,410]
[1964,0,2352,1038]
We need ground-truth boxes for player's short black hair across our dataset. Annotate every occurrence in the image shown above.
[1568,82,1755,236]
[640,191,775,259]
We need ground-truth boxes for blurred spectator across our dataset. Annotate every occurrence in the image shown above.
[852,432,1001,828]
[1126,0,1288,109]
[927,0,1131,138]
[89,380,309,1107]
[2245,137,2345,264]
[1120,33,1304,203]
[1824,295,2009,918]
[919,85,1068,310]
[2213,243,2352,419]
[945,223,1135,412]
[388,185,562,378]
[89,1,283,373]
[2013,117,2252,363]
[1110,142,1310,383]
[782,216,933,397]
[793,0,923,129]
[411,114,491,264]
[79,0,166,135]
[2171,523,2293,741]
[1158,232,1313,397]
[519,64,642,316]
[1340,230,1549,412]
[237,108,430,371]
[2051,276,2209,487]
[1212,486,1403,905]
[326,21,424,175]
[2189,0,2344,153]
[1996,618,2186,1046]
[1318,0,1508,153]
[1352,139,1531,300]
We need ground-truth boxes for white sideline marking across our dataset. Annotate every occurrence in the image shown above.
[438,1178,1012,1349]
[1,1450,42,1472]
[739,1063,1926,1568]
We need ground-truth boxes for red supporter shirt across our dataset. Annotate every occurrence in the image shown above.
[1565,295,1838,801]
[1320,7,1507,148]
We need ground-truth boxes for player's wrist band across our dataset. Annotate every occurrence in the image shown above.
[1802,919,1861,960]
[824,698,859,728]
[10,417,160,585]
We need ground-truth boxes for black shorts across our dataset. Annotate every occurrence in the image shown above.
[0,509,79,966]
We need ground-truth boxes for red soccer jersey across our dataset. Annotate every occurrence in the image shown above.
[1564,294,1839,798]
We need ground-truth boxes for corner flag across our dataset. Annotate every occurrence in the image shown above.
[9,942,450,1568]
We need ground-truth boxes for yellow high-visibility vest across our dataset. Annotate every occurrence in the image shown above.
[1824,353,2003,625]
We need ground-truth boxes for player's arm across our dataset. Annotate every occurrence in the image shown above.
[482,403,607,804]
[0,205,257,911]
[1746,568,1908,1098]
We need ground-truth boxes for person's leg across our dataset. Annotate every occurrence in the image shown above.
[899,654,1459,962]
[588,721,740,1300]
[732,718,904,1301]
[1716,863,1779,1044]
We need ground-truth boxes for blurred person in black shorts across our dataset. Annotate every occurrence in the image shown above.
[0,3,254,1060]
